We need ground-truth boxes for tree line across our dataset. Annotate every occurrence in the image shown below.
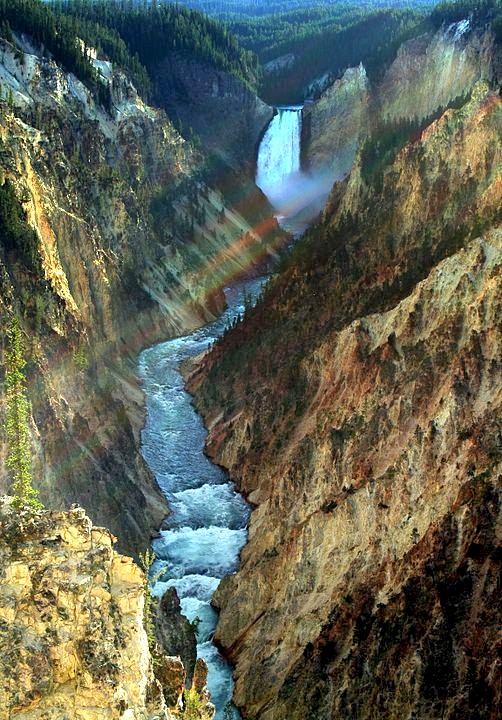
[53,0,260,91]
[0,0,261,110]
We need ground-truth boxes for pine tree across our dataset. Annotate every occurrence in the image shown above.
[139,548,157,653]
[5,316,42,510]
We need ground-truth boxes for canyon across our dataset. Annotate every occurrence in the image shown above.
[0,33,282,557]
[0,4,501,720]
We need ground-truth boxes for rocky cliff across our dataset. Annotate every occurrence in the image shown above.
[188,84,502,718]
[154,54,273,171]
[0,498,214,720]
[0,34,283,556]
[302,20,499,179]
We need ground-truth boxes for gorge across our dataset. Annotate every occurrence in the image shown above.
[140,104,307,717]
[0,1,501,719]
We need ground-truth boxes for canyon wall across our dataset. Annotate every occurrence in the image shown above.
[0,36,283,556]
[188,84,502,718]
[154,55,273,170]
[302,20,498,178]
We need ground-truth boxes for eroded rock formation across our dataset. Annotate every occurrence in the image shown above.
[0,498,211,719]
[188,84,502,718]
[302,20,499,178]
[0,36,283,555]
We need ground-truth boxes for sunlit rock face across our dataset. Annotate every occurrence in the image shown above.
[303,21,497,179]
[302,64,369,176]
[188,86,502,719]
[0,499,171,719]
[0,37,282,555]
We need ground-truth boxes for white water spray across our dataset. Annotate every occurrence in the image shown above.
[256,106,302,198]
[256,106,333,234]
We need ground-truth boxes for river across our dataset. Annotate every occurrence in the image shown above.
[139,107,305,718]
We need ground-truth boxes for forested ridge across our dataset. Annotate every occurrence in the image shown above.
[2,1,500,108]
[0,0,260,108]
[53,0,260,90]
[0,0,113,104]
[259,9,430,104]
[177,0,501,103]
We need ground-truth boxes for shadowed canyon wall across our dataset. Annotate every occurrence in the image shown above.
[153,54,273,171]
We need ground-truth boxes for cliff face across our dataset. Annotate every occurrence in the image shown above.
[301,63,369,176]
[302,21,498,177]
[188,85,502,718]
[0,498,189,720]
[0,36,283,556]
[153,55,273,170]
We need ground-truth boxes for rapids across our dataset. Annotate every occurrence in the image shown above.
[139,104,307,718]
[139,281,263,719]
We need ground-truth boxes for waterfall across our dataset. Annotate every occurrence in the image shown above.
[256,105,335,235]
[256,106,302,207]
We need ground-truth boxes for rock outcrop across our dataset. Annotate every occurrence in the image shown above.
[0,498,181,719]
[302,20,498,178]
[156,588,197,685]
[301,63,369,177]
[188,85,502,718]
[0,35,283,556]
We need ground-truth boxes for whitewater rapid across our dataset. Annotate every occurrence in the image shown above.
[139,280,264,719]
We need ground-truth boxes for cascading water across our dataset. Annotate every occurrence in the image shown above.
[139,106,313,719]
[139,280,264,720]
[256,106,302,200]
[257,105,334,235]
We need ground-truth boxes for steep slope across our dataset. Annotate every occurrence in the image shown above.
[53,0,273,170]
[302,19,498,177]
[0,498,213,719]
[0,34,283,556]
[153,54,272,171]
[187,84,502,718]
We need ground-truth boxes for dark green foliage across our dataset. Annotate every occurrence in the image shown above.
[4,317,42,510]
[139,549,157,655]
[360,92,471,186]
[492,12,502,39]
[56,11,152,95]
[54,0,260,90]
[259,10,429,104]
[0,180,41,274]
[175,1,433,104]
[430,0,501,28]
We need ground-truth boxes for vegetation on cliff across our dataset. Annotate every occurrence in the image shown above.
[360,90,471,185]
[53,0,260,90]
[179,0,502,104]
[0,17,282,554]
[0,0,112,105]
[431,0,501,27]
[0,179,41,275]
[4,317,42,510]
